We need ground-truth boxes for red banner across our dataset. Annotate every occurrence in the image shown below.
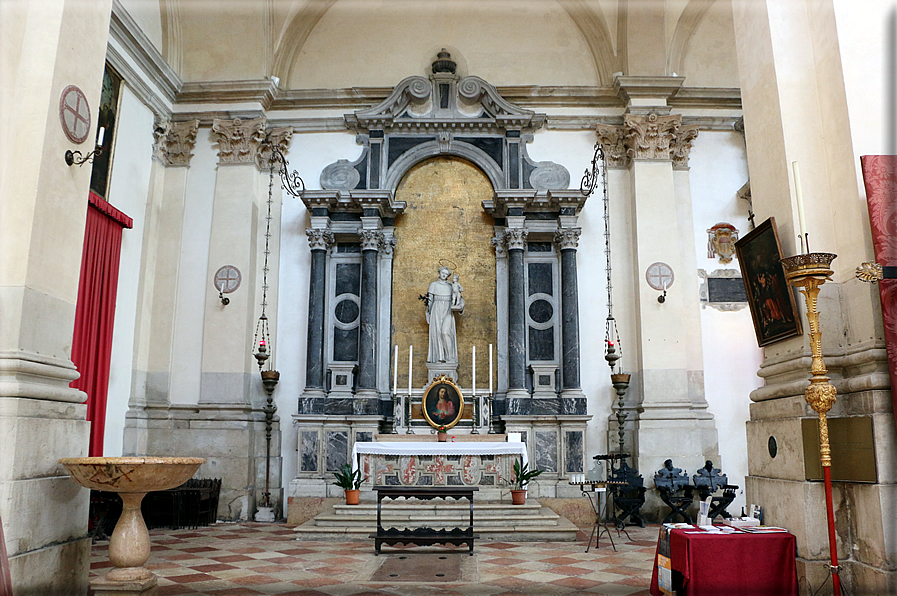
[70,191,132,456]
[861,155,897,431]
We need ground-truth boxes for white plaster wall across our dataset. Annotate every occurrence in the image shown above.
[169,133,216,404]
[103,86,155,456]
[118,0,163,54]
[290,1,599,88]
[680,0,741,88]
[689,130,759,514]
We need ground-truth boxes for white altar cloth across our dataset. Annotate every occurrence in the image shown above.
[351,441,527,471]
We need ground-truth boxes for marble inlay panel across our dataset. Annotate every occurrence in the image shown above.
[565,431,583,473]
[535,430,558,472]
[326,431,348,472]
[300,431,318,472]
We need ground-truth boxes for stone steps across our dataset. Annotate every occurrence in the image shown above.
[293,499,580,542]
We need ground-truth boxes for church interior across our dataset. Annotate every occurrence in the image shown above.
[1,0,895,593]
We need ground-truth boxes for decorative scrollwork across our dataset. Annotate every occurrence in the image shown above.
[856,262,883,283]
[580,141,605,197]
[266,142,305,197]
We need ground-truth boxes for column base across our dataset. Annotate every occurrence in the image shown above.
[90,574,158,595]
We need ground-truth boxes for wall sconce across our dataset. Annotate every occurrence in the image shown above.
[66,127,105,166]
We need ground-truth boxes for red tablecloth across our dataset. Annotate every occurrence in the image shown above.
[650,528,798,596]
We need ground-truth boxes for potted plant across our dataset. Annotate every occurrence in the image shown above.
[332,463,365,505]
[504,458,543,505]
[436,425,448,442]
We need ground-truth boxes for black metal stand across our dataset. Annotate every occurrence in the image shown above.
[582,485,616,552]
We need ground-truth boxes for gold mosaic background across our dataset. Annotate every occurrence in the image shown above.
[392,157,497,390]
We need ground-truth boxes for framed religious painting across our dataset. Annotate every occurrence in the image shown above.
[422,375,464,430]
[735,217,803,347]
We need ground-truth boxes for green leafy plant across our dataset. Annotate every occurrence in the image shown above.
[503,458,543,490]
[332,463,365,490]
[436,425,447,432]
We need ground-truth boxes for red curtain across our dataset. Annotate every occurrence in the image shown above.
[861,155,897,433]
[71,191,133,456]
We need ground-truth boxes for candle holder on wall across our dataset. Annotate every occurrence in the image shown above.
[779,251,841,596]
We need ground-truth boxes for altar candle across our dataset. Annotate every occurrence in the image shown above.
[393,345,398,395]
[96,127,105,146]
[472,346,476,397]
[488,344,493,395]
[792,161,808,252]
[408,345,413,397]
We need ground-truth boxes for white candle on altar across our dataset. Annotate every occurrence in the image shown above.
[472,346,476,397]
[792,161,808,252]
[393,345,398,395]
[408,345,413,397]
[489,344,493,395]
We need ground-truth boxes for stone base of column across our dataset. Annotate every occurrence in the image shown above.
[425,362,458,383]
[90,574,158,595]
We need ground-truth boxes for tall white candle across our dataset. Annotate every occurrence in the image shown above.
[489,344,493,395]
[472,346,476,397]
[792,161,808,252]
[408,345,413,397]
[393,345,398,395]
[96,127,105,146]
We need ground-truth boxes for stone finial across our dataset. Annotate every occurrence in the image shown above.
[503,228,528,251]
[306,228,334,251]
[623,113,682,160]
[211,117,267,165]
[670,125,700,170]
[555,228,582,250]
[257,126,293,170]
[432,49,457,74]
[359,229,384,251]
[153,119,199,167]
[594,125,630,168]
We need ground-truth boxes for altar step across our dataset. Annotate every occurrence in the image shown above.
[293,500,580,542]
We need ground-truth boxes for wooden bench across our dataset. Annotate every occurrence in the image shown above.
[370,486,479,555]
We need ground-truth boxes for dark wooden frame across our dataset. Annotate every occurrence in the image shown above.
[734,217,802,346]
[422,376,464,430]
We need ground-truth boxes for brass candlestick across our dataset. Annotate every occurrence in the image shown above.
[780,251,841,596]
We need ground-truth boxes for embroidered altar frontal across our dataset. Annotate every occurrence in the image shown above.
[361,453,520,488]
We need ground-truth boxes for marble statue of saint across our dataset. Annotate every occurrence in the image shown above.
[451,274,464,310]
[426,266,458,363]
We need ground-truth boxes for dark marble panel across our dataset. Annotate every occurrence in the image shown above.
[448,476,463,486]
[306,251,327,389]
[326,431,348,472]
[335,263,361,295]
[529,326,554,361]
[522,158,535,190]
[334,299,359,324]
[528,262,553,296]
[525,213,559,221]
[708,277,747,302]
[352,398,381,416]
[387,137,432,167]
[370,144,380,188]
[357,431,373,443]
[311,208,328,217]
[332,327,358,362]
[455,137,503,168]
[508,248,526,389]
[529,299,553,324]
[354,156,367,189]
[527,241,554,251]
[417,475,433,486]
[300,431,318,472]
[560,249,580,390]
[324,398,354,415]
[297,397,326,414]
[509,143,519,189]
[560,397,587,415]
[565,431,583,473]
[534,430,557,472]
[357,249,378,390]
[506,397,561,415]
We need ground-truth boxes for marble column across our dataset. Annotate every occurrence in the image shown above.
[303,229,333,398]
[356,227,383,400]
[555,226,585,407]
[505,227,528,399]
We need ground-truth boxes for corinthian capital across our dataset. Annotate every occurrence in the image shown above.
[380,233,397,257]
[555,228,582,250]
[257,126,293,170]
[503,228,528,251]
[359,229,384,251]
[306,228,334,251]
[671,125,700,170]
[211,117,266,165]
[153,119,199,167]
[623,113,682,160]
[594,125,630,168]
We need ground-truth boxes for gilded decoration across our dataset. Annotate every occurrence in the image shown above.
[392,157,497,390]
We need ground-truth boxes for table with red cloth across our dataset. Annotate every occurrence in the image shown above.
[649,526,798,596]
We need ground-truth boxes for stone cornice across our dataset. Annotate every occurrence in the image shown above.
[484,190,588,217]
[613,75,686,105]
[110,0,181,103]
[153,119,199,167]
[301,190,403,218]
[177,80,279,110]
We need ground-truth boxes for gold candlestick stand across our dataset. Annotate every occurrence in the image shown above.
[780,251,841,596]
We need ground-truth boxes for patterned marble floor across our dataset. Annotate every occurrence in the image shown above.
[89,522,659,595]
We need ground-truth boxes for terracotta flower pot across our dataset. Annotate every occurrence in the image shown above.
[511,489,527,505]
[437,432,447,442]
[345,489,360,505]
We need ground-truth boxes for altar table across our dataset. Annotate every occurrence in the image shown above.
[351,441,528,471]
[649,526,798,596]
